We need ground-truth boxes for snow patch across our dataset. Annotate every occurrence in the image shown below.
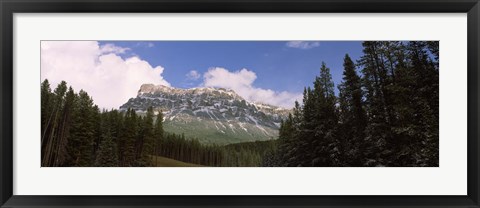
[239,122,248,132]
[274,122,281,128]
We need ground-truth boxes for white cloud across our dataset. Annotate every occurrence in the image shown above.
[41,41,170,110]
[202,67,301,108]
[186,70,201,80]
[134,42,155,48]
[99,43,130,54]
[286,41,320,49]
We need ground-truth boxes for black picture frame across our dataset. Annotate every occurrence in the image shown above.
[1,0,479,207]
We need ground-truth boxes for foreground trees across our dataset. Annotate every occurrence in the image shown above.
[271,41,439,167]
[41,82,157,167]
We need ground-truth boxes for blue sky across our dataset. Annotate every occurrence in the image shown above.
[42,41,363,109]
[100,41,363,94]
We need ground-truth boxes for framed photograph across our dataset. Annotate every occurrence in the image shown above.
[1,0,479,207]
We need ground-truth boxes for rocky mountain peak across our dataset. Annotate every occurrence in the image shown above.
[138,83,243,100]
[120,84,292,145]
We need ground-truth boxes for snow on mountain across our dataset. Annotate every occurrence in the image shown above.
[119,84,292,145]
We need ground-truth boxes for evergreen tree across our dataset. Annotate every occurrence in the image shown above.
[274,114,296,166]
[94,133,118,167]
[53,86,76,166]
[41,79,52,142]
[92,105,102,163]
[426,41,439,65]
[358,41,392,166]
[404,41,439,166]
[137,107,155,166]
[338,54,367,166]
[94,120,118,167]
[41,81,67,167]
[69,90,95,166]
[153,110,164,166]
[122,108,138,166]
[297,87,316,166]
[311,62,338,166]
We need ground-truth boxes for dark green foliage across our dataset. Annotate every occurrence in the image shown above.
[270,41,439,167]
[94,130,118,167]
[41,80,52,142]
[119,108,139,166]
[152,110,164,166]
[41,81,71,167]
[272,114,297,167]
[155,133,224,166]
[223,140,276,167]
[138,107,155,166]
[93,110,119,166]
[338,54,367,166]
[41,80,153,167]
[68,90,96,166]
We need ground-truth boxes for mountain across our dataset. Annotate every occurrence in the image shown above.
[119,84,292,145]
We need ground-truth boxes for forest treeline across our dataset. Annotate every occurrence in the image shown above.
[264,41,439,167]
[41,81,162,167]
[41,41,439,167]
[41,80,272,167]
[155,136,275,167]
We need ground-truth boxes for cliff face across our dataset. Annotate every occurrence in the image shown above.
[120,84,291,145]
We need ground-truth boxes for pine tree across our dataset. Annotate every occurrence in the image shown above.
[404,41,439,166]
[69,90,95,166]
[275,114,295,166]
[92,105,102,163]
[311,62,338,166]
[297,87,316,166]
[41,81,67,166]
[426,41,439,65]
[338,54,367,166]
[41,79,53,165]
[41,79,53,143]
[122,108,138,166]
[94,127,118,167]
[152,110,165,164]
[53,86,76,166]
[137,107,155,166]
[358,42,393,166]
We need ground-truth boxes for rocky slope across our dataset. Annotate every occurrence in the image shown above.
[120,84,292,145]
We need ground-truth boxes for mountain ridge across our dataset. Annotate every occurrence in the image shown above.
[120,84,292,145]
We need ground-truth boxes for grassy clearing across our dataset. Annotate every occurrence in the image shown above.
[150,155,204,167]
